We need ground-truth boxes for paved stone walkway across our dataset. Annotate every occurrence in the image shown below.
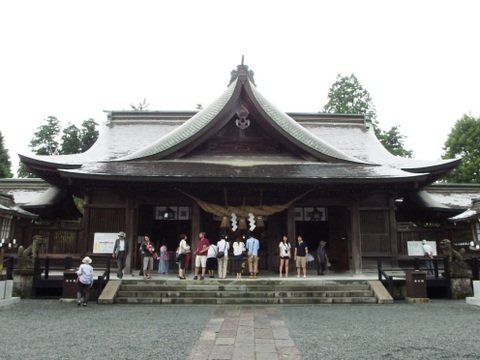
[186,306,301,360]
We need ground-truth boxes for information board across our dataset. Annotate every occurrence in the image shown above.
[407,241,437,256]
[93,232,117,254]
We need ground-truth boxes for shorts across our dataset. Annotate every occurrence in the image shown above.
[296,256,306,268]
[195,255,207,268]
[280,256,290,260]
[143,256,153,271]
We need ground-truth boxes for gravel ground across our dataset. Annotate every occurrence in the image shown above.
[282,300,480,360]
[2,300,480,360]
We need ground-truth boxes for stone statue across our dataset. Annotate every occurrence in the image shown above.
[17,235,47,269]
[439,239,469,278]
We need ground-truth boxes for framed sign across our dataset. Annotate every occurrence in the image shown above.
[407,241,437,256]
[294,207,304,221]
[93,232,117,254]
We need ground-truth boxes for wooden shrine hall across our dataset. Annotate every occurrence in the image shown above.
[19,62,460,275]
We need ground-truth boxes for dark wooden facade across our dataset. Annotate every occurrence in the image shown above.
[19,63,463,274]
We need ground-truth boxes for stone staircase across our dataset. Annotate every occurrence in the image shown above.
[111,279,392,305]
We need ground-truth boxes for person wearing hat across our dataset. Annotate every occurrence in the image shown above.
[112,231,129,279]
[422,240,434,275]
[76,256,94,306]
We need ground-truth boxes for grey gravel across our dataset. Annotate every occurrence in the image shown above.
[283,300,480,360]
[2,300,480,359]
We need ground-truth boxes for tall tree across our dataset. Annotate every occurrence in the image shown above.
[0,131,13,178]
[80,118,99,152]
[377,126,413,158]
[323,73,413,157]
[60,123,82,154]
[442,114,480,183]
[28,116,61,155]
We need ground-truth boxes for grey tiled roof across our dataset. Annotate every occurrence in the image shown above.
[18,64,459,184]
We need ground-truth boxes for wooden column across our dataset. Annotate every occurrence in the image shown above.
[191,202,201,255]
[388,196,398,266]
[286,206,295,246]
[350,198,363,275]
[125,193,136,275]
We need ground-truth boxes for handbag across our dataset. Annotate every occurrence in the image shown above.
[216,241,226,258]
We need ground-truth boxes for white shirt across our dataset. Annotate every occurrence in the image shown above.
[76,263,94,285]
[233,241,245,256]
[217,239,230,254]
[207,244,218,258]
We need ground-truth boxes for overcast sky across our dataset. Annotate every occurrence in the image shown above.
[1,0,479,175]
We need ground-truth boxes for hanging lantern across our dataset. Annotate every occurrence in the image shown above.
[238,217,247,230]
[220,216,229,229]
[308,207,323,221]
[256,216,265,228]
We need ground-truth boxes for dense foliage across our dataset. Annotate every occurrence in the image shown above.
[323,74,413,158]
[0,131,13,178]
[442,114,480,183]
[17,116,99,177]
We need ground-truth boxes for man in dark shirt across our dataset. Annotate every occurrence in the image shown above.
[294,235,309,278]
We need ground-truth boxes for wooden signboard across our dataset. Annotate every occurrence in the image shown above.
[407,241,437,256]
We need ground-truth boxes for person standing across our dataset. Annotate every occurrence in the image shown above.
[76,256,94,307]
[206,242,218,278]
[422,240,434,275]
[233,237,246,279]
[278,235,291,277]
[217,235,230,279]
[246,232,260,278]
[316,240,329,275]
[193,231,210,280]
[158,242,169,275]
[294,235,309,278]
[177,234,190,280]
[112,231,129,279]
[141,236,155,279]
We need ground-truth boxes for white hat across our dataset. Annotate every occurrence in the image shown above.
[82,256,92,264]
[118,231,126,237]
[422,240,427,244]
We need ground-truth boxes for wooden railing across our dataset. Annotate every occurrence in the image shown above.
[377,257,480,298]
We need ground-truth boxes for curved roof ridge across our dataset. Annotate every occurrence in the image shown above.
[248,81,373,165]
[115,78,239,161]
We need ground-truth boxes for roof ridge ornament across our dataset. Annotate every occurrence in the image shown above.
[228,56,256,86]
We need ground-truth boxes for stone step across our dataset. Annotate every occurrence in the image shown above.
[113,280,382,305]
[114,296,378,305]
[116,290,374,298]
[119,283,372,292]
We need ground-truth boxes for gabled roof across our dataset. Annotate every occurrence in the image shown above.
[18,62,460,187]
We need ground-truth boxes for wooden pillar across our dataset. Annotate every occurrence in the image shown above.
[191,202,201,255]
[125,193,136,274]
[350,198,363,275]
[81,192,91,254]
[286,206,295,245]
[388,196,398,266]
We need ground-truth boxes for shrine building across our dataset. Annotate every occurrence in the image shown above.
[19,62,461,274]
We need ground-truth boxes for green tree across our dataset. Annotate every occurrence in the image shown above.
[323,73,413,157]
[29,116,61,155]
[60,123,82,154]
[0,131,13,178]
[80,118,99,152]
[442,114,480,183]
[377,126,413,158]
